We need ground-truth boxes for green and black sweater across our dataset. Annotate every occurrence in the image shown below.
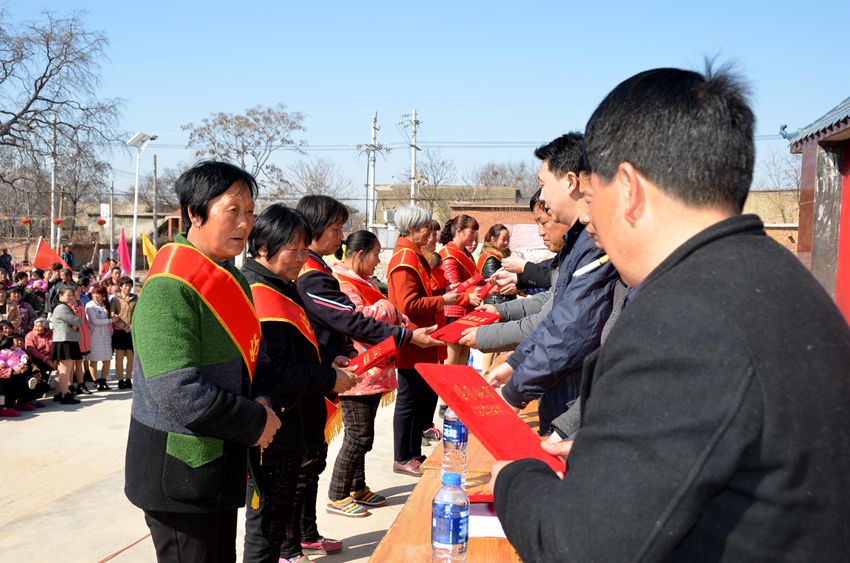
[124,234,267,513]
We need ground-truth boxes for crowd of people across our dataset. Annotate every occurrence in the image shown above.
[0,253,138,416]
[9,63,847,563]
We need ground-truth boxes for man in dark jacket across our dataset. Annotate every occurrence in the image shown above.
[486,134,619,432]
[492,66,850,562]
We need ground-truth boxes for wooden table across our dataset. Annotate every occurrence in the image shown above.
[370,405,540,562]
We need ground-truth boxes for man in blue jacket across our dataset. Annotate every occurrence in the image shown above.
[486,133,619,433]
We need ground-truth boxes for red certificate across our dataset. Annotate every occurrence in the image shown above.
[415,363,563,473]
[347,336,397,376]
[430,310,499,344]
[454,273,484,293]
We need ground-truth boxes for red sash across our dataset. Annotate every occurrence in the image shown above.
[440,243,477,279]
[251,283,320,361]
[388,248,433,297]
[300,254,331,277]
[476,250,501,274]
[146,243,261,379]
[337,274,385,306]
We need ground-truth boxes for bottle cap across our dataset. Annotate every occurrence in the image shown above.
[442,472,462,486]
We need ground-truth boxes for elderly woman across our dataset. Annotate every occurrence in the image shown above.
[241,203,358,563]
[125,161,280,563]
[388,205,460,477]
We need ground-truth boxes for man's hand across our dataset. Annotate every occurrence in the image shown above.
[443,292,460,306]
[541,439,574,478]
[467,291,483,307]
[411,325,441,348]
[499,283,519,296]
[476,304,498,314]
[332,355,350,368]
[491,269,518,286]
[458,326,478,348]
[489,460,513,492]
[495,386,520,413]
[500,255,527,274]
[486,361,514,387]
[255,405,281,448]
[332,368,361,394]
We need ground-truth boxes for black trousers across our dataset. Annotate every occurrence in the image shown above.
[243,454,303,563]
[144,508,238,563]
[297,445,328,544]
[393,368,438,463]
[328,394,382,501]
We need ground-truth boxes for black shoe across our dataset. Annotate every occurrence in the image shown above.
[97,378,111,391]
[53,393,62,402]
[117,379,126,390]
[125,379,132,389]
[60,393,80,405]
[77,382,93,395]
[68,383,77,395]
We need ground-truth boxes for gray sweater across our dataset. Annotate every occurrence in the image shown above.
[50,303,81,343]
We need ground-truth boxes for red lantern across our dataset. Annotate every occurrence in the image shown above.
[96,217,107,227]
[53,218,63,226]
[20,217,31,225]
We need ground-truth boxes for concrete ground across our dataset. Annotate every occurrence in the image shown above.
[0,379,434,562]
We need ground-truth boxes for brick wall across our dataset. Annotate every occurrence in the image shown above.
[449,204,543,249]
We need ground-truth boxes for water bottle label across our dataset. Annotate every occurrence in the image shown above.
[443,419,468,443]
[432,502,469,547]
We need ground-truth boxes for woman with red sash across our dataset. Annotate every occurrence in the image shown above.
[241,204,358,563]
[476,223,518,374]
[388,205,461,477]
[326,230,405,517]
[438,214,483,367]
[125,162,281,563]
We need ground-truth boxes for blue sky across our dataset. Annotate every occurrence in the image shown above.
[7,1,850,207]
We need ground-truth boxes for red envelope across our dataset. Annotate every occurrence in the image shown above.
[347,336,396,376]
[454,273,484,293]
[473,282,496,299]
[415,363,563,473]
[430,311,500,344]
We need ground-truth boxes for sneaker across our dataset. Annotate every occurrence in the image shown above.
[117,379,126,390]
[77,383,93,395]
[60,393,80,405]
[0,407,21,417]
[326,497,370,518]
[351,486,387,507]
[279,556,313,563]
[300,537,343,554]
[125,378,133,389]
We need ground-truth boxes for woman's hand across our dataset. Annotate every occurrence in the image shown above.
[332,368,361,394]
[332,355,350,369]
[442,292,460,306]
[467,291,483,307]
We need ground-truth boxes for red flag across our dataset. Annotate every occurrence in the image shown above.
[32,237,70,270]
[118,228,132,275]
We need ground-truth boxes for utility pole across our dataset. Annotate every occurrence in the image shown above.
[152,154,158,247]
[50,120,57,249]
[109,180,114,256]
[356,113,389,231]
[409,108,419,204]
[56,192,64,251]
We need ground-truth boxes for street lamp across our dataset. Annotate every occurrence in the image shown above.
[127,132,157,281]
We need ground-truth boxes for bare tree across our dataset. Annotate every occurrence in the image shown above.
[55,135,109,236]
[182,104,305,185]
[274,156,352,199]
[138,164,182,211]
[0,10,121,182]
[758,148,801,223]
[413,150,466,216]
[465,160,539,199]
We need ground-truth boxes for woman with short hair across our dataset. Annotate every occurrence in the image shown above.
[109,276,136,389]
[387,205,460,477]
[125,161,279,563]
[85,285,113,391]
[50,287,81,405]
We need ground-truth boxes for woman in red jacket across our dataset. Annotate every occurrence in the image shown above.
[438,214,482,367]
[387,206,459,477]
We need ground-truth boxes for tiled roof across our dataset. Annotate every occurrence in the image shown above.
[788,95,850,145]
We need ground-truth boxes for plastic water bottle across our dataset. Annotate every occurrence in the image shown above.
[431,472,469,560]
[442,407,468,486]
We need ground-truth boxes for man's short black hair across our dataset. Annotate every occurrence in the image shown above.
[296,195,349,239]
[529,188,542,212]
[175,161,259,227]
[249,204,312,260]
[584,64,754,212]
[534,132,587,178]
